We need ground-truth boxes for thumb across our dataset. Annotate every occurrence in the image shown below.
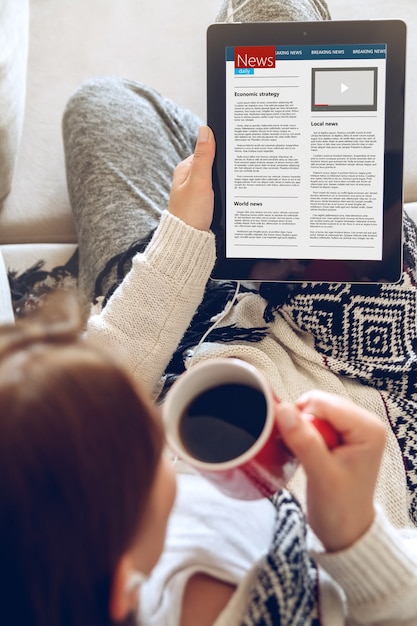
[168,126,216,231]
[170,126,215,188]
[276,403,333,479]
[189,126,216,182]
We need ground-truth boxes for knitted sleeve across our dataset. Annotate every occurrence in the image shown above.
[312,506,417,625]
[86,211,216,395]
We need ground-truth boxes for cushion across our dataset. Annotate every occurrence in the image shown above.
[0,0,29,204]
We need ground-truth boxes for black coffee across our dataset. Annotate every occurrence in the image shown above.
[179,383,267,463]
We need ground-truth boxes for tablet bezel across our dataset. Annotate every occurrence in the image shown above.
[207,20,406,283]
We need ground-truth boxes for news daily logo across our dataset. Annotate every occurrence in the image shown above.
[234,46,276,69]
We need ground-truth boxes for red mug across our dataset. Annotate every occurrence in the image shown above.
[162,358,338,500]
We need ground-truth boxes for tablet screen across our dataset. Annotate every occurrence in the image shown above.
[207,21,406,283]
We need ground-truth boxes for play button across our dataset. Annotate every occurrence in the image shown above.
[341,83,349,93]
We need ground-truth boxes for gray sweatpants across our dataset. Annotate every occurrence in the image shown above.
[62,0,330,303]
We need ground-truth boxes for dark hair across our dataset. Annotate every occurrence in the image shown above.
[0,292,164,626]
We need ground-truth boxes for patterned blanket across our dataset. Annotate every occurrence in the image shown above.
[7,213,417,623]
[278,212,417,525]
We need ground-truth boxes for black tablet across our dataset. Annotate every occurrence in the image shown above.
[207,20,406,283]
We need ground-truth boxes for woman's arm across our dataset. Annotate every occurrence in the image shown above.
[86,127,217,394]
[276,391,417,624]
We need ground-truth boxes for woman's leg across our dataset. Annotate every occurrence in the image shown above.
[214,0,330,22]
[63,77,202,303]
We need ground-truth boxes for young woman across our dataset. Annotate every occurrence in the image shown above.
[56,0,417,623]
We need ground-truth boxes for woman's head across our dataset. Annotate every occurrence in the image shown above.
[0,293,172,626]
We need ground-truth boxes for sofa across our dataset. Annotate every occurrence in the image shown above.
[1,0,416,321]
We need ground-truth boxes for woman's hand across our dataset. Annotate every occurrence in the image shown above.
[275,390,386,552]
[168,126,216,232]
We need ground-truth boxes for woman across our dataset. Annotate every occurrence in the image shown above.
[58,0,417,622]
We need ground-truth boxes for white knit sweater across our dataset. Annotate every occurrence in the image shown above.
[87,211,417,625]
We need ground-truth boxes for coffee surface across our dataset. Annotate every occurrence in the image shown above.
[179,383,267,463]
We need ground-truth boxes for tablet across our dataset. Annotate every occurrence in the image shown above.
[207,20,406,283]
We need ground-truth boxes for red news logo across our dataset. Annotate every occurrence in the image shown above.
[234,46,276,69]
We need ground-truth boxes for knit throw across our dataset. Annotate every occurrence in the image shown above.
[275,211,417,525]
[170,211,417,526]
